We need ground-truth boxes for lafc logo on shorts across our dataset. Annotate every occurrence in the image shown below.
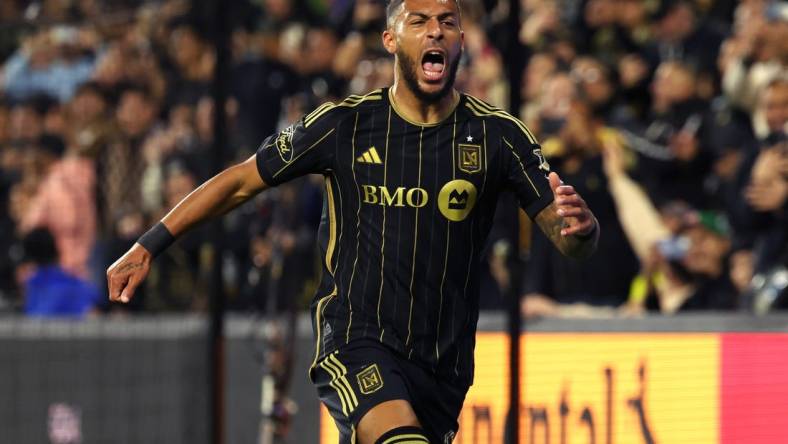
[356,364,383,395]
[458,144,481,174]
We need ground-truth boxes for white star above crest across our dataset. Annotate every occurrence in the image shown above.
[466,135,473,142]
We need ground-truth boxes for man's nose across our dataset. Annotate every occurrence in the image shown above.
[426,17,444,40]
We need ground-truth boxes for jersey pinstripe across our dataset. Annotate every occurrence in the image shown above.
[255,88,553,386]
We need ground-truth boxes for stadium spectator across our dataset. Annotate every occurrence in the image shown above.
[533,71,577,139]
[164,19,214,107]
[299,26,346,102]
[576,0,645,66]
[144,161,210,312]
[570,56,626,124]
[720,1,787,136]
[230,27,298,151]
[2,26,98,103]
[97,83,160,237]
[7,97,45,144]
[457,14,508,107]
[641,0,726,96]
[18,227,99,318]
[728,78,788,312]
[67,81,113,158]
[520,51,558,129]
[602,138,737,314]
[522,98,638,315]
[621,60,716,209]
[18,134,96,279]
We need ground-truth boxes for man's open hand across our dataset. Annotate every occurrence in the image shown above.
[549,172,596,236]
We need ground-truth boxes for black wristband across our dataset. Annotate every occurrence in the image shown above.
[137,222,175,257]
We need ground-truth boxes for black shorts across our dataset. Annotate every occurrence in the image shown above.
[312,339,468,444]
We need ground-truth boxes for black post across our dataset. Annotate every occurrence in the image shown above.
[505,0,523,441]
[505,260,522,444]
[209,0,230,442]
[506,0,523,115]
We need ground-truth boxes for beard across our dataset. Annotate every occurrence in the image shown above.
[397,47,461,104]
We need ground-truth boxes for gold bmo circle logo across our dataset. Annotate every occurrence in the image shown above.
[438,180,477,222]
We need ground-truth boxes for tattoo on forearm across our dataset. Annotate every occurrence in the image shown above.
[535,202,597,259]
[117,263,143,273]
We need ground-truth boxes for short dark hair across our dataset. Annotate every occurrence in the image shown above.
[22,228,59,265]
[652,0,696,21]
[74,81,107,101]
[119,83,154,103]
[37,134,66,158]
[386,0,405,26]
[386,0,461,27]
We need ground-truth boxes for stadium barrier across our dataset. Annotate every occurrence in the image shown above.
[3,314,788,444]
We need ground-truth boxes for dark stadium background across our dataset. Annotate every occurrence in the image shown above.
[1,0,787,443]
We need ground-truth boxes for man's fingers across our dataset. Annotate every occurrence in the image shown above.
[548,172,562,193]
[554,185,576,196]
[561,220,595,236]
[119,275,140,304]
[108,273,127,302]
[555,194,584,207]
[557,207,588,218]
[549,173,579,199]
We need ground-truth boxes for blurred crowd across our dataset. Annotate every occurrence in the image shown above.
[0,0,785,318]
[517,0,788,317]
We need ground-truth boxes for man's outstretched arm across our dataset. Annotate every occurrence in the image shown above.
[106,155,267,303]
[534,172,599,259]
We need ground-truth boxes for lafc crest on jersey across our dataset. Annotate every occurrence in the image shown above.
[458,143,481,174]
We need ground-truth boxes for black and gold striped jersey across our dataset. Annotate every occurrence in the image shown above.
[255,88,553,386]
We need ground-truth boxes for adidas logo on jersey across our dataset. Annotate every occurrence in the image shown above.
[356,147,383,164]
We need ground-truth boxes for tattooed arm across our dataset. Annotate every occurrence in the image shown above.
[534,172,599,259]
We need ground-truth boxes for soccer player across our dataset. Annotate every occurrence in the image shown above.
[106,0,599,442]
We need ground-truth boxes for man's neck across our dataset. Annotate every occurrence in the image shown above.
[389,81,459,125]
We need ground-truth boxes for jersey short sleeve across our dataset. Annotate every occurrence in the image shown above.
[499,119,554,218]
[255,106,340,186]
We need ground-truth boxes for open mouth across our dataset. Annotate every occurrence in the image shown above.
[421,50,446,82]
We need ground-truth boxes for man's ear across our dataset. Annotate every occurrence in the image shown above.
[382,29,397,55]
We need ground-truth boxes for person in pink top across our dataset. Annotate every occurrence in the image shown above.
[19,134,96,280]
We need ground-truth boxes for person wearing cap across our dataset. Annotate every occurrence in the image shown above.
[603,136,737,314]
